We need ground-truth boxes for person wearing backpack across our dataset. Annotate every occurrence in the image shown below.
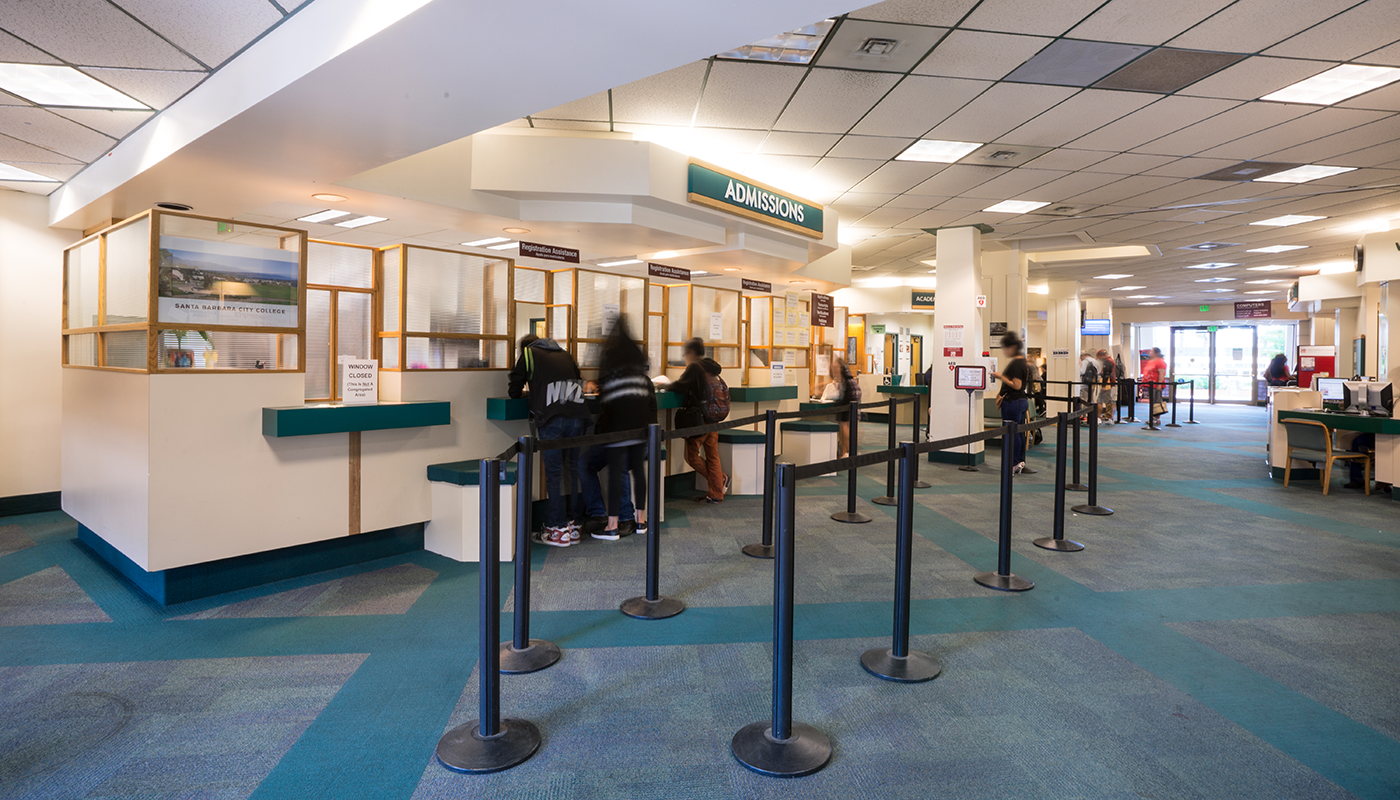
[830,356,861,457]
[1097,349,1117,425]
[507,334,591,547]
[673,337,729,503]
[1078,351,1099,425]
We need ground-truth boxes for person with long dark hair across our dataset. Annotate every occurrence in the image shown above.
[829,356,861,457]
[591,318,656,539]
[1265,353,1291,386]
[990,332,1031,475]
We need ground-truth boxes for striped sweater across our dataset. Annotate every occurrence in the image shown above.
[595,370,658,436]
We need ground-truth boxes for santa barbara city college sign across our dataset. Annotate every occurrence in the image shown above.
[686,160,824,239]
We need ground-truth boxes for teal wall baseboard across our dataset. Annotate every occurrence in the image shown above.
[0,491,61,518]
[79,523,424,606]
[929,450,985,466]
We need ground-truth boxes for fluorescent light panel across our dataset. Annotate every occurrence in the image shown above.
[1247,265,1296,271]
[1112,285,1146,290]
[0,63,147,109]
[1251,215,1324,227]
[1262,63,1400,105]
[983,200,1049,214]
[897,139,983,163]
[1244,290,1277,294]
[1139,301,1164,305]
[334,215,387,228]
[1254,164,1356,183]
[298,209,351,223]
[1195,277,1235,283]
[487,241,519,250]
[717,19,834,64]
[598,259,642,267]
[1248,244,1308,253]
[1185,262,1237,269]
[1094,274,1132,280]
[1202,288,1235,293]
[464,237,510,246]
[0,163,57,181]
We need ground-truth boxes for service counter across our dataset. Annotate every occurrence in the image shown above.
[1266,387,1321,480]
[876,384,928,425]
[1277,408,1400,494]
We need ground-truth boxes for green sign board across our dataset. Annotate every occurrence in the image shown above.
[687,161,824,238]
[871,324,886,335]
[1208,325,1217,332]
[1200,305,1210,312]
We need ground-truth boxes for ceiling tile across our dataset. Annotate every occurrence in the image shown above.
[960,0,1106,36]
[1066,174,1182,205]
[1199,107,1395,161]
[694,62,804,129]
[1133,101,1312,157]
[848,161,947,194]
[913,30,1052,80]
[1363,39,1400,66]
[1094,48,1244,93]
[1000,88,1156,146]
[1265,0,1400,61]
[0,29,60,64]
[815,20,947,73]
[50,108,153,139]
[925,82,1078,143]
[1264,117,1400,164]
[774,69,900,134]
[0,0,202,69]
[1004,39,1149,86]
[0,90,29,106]
[1068,0,1237,45]
[1340,82,1400,112]
[743,154,821,187]
[1141,156,1240,178]
[961,168,1070,200]
[837,192,899,206]
[532,91,610,122]
[802,157,886,195]
[826,135,914,160]
[758,131,841,156]
[1178,57,1339,102]
[531,119,611,132]
[0,132,81,163]
[112,0,282,67]
[1169,0,1360,52]
[1069,95,1238,151]
[0,179,57,194]
[855,206,919,227]
[79,68,205,109]
[906,163,1004,196]
[847,0,980,27]
[1335,140,1400,167]
[1,161,82,180]
[1022,169,1131,200]
[0,107,114,160]
[611,62,707,126]
[849,75,989,137]
[1083,153,1180,174]
[1022,148,1115,171]
[884,193,948,209]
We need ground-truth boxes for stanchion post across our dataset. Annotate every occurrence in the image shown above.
[1072,408,1114,516]
[831,401,871,524]
[1186,379,1200,424]
[912,392,931,488]
[861,442,942,682]
[1124,378,1138,423]
[959,389,979,472]
[1166,381,1182,428]
[1067,398,1088,492]
[621,425,686,619]
[499,437,560,674]
[1035,413,1084,552]
[436,458,542,774]
[742,410,778,559]
[732,462,834,777]
[872,397,899,506]
[974,423,1034,592]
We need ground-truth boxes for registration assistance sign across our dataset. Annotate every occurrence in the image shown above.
[686,160,824,238]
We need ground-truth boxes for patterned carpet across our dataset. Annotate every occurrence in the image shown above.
[1,404,1398,799]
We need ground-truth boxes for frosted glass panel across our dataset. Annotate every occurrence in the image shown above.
[336,291,372,391]
[404,247,508,335]
[647,315,662,376]
[577,271,645,339]
[308,241,372,288]
[66,239,100,328]
[381,246,401,332]
[381,337,399,369]
[105,218,149,324]
[305,289,331,398]
[406,337,507,369]
[104,330,146,369]
[159,330,286,369]
[666,285,688,342]
[68,333,98,366]
[691,286,739,343]
[515,267,546,302]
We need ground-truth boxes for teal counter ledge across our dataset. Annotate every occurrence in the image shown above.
[486,391,682,421]
[877,384,929,395]
[729,385,798,403]
[263,401,451,437]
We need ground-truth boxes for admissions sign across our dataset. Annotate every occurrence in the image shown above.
[686,160,824,238]
[811,293,834,327]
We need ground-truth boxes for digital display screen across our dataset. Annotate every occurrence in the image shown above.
[1080,319,1111,336]
[1317,378,1345,402]
[955,366,986,390]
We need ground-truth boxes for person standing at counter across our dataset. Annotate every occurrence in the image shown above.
[830,356,861,457]
[1142,347,1168,428]
[673,338,729,503]
[1265,353,1291,386]
[590,319,656,539]
[991,333,1030,475]
[508,334,591,547]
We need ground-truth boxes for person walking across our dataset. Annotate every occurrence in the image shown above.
[830,356,862,457]
[508,334,591,547]
[1142,347,1169,429]
[991,333,1031,475]
[590,319,656,540]
[1097,349,1117,424]
[672,338,729,503]
[1078,351,1100,424]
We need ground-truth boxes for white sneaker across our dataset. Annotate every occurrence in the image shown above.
[1012,462,1025,475]
[566,521,580,545]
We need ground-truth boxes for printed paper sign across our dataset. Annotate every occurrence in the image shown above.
[942,325,964,348]
[975,295,988,308]
[786,310,798,326]
[786,291,800,309]
[340,359,378,405]
[815,354,830,382]
[783,348,796,367]
[944,347,963,357]
[602,303,620,335]
[741,278,773,293]
[770,363,785,387]
[797,327,810,347]
[1051,348,1071,359]
[709,311,724,341]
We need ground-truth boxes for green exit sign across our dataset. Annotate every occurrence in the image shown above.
[1208,325,1218,332]
[1200,305,1210,312]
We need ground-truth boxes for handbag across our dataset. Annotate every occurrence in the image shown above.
[1151,401,1168,415]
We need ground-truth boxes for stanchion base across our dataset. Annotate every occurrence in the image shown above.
[831,511,872,524]
[958,465,979,472]
[1071,504,1114,516]
[859,647,942,683]
[973,571,1034,592]
[1185,420,1200,424]
[1019,467,1039,475]
[731,721,833,778]
[1033,537,1085,552]
[912,479,932,488]
[436,718,541,774]
[1066,483,1089,492]
[620,595,686,619]
[871,495,898,506]
[1165,423,1182,428]
[1141,425,1159,431]
[498,639,561,674]
[741,542,775,559]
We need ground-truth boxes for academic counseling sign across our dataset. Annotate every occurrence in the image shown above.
[686,160,824,238]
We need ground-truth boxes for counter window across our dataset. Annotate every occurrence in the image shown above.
[305,241,377,401]
[381,244,512,371]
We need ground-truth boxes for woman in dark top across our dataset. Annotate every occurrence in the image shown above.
[830,356,861,457]
[594,319,657,537]
[990,332,1031,475]
[1265,353,1291,386]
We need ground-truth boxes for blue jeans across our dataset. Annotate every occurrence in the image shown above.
[580,444,634,520]
[1000,397,1029,467]
[1350,433,1374,483]
[538,415,589,528]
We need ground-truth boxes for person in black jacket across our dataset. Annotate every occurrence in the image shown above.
[587,319,657,539]
[671,338,728,502]
[507,334,590,547]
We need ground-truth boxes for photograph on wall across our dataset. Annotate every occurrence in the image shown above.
[157,235,300,328]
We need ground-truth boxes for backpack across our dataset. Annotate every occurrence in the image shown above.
[1101,358,1116,383]
[701,372,730,423]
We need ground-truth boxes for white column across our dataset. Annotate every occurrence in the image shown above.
[1336,306,1358,377]
[1045,280,1081,415]
[1360,284,1381,377]
[981,244,1028,345]
[929,226,985,462]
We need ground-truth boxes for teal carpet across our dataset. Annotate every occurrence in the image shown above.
[1,405,1398,799]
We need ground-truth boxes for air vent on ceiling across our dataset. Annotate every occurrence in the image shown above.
[155,201,193,211]
[851,265,876,272]
[1034,204,1093,217]
[959,143,1054,168]
[858,37,899,56]
[1196,162,1300,181]
[1178,241,1241,251]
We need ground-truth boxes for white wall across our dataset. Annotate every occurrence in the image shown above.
[0,191,76,499]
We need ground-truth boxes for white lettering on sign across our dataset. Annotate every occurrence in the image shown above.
[1051,349,1071,359]
[723,179,806,223]
[340,359,378,405]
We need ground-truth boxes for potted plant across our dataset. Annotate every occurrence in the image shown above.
[170,330,215,368]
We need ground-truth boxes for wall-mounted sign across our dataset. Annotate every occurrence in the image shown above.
[519,241,579,263]
[989,321,1008,338]
[1234,300,1272,319]
[1199,305,1210,312]
[686,160,824,238]
[942,324,964,357]
[811,292,834,327]
[911,290,936,310]
[871,324,886,335]
[709,311,724,341]
[157,235,300,329]
[741,278,772,293]
[975,294,988,308]
[1051,349,1071,359]
[340,359,378,405]
[648,263,690,281]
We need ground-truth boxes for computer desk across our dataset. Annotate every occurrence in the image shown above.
[1277,409,1400,493]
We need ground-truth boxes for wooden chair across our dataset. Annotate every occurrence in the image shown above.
[1280,419,1370,495]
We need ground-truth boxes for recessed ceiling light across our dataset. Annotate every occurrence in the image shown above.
[298,209,351,223]
[1247,265,1297,271]
[1244,290,1277,294]
[1184,262,1238,269]
[653,251,679,258]
[982,200,1049,214]
[691,271,711,277]
[154,201,192,211]
[503,227,530,234]
[0,63,147,109]
[1138,301,1164,306]
[896,139,983,163]
[1254,164,1357,183]
[464,237,510,246]
[487,241,519,250]
[598,258,642,267]
[1337,218,1395,234]
[1247,244,1307,253]
[920,259,937,267]
[788,279,808,284]
[1202,288,1236,293]
[1251,215,1324,227]
[1179,241,1240,251]
[1112,285,1146,290]
[1195,277,1235,283]
[334,215,387,228]
[0,163,58,181]
[312,193,347,203]
[1030,284,1049,295]
[1246,280,1283,284]
[717,19,835,64]
[1126,295,1156,299]
[723,267,741,272]
[927,269,937,274]
[1094,274,1132,280]
[1262,63,1400,105]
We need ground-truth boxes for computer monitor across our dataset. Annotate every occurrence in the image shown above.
[1317,377,1346,408]
[1368,381,1393,415]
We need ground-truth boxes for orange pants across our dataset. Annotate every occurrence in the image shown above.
[685,432,726,500]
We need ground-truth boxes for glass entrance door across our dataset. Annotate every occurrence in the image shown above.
[1213,326,1257,402]
[1171,328,1210,402]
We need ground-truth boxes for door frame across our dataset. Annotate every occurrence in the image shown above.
[1169,324,1258,405]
